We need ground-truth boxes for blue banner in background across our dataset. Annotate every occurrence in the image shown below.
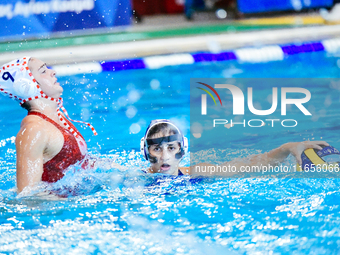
[237,0,333,13]
[0,0,132,41]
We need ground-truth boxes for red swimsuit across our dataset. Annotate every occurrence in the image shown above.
[28,111,87,183]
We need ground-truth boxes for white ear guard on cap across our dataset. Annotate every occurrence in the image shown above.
[140,119,188,162]
[0,57,98,137]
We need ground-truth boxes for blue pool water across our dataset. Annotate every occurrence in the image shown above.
[1,50,340,254]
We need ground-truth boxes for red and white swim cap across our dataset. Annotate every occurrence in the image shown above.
[0,57,59,104]
[0,57,97,136]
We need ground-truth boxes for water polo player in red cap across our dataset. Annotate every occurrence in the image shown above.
[0,57,97,193]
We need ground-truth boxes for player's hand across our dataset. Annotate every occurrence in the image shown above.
[283,141,329,165]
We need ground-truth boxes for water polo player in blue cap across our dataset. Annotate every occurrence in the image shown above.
[141,119,189,175]
[141,119,329,175]
[0,57,97,193]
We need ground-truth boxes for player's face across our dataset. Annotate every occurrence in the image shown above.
[148,133,181,175]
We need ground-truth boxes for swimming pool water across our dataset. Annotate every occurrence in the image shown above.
[1,50,340,254]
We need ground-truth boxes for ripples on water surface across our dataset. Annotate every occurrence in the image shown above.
[1,51,340,254]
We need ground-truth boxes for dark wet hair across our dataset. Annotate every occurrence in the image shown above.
[20,101,32,111]
[147,123,179,139]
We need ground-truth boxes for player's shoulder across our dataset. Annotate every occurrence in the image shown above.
[16,114,50,144]
[179,166,191,175]
[20,114,50,131]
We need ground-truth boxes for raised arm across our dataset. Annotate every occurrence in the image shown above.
[16,120,47,193]
[245,141,329,166]
[191,141,329,176]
